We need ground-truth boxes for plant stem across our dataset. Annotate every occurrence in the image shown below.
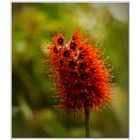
[84,103,90,138]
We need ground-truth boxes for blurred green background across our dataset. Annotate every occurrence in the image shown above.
[12,3,129,138]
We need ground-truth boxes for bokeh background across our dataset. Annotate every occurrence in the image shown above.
[12,3,129,138]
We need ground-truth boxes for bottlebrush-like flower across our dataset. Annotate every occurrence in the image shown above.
[45,30,112,115]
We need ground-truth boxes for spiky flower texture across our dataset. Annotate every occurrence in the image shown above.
[45,30,112,118]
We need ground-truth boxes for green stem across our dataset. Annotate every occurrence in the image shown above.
[84,104,90,138]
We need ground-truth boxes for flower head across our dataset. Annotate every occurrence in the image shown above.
[45,30,113,115]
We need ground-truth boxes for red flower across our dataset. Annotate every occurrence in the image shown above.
[52,33,64,46]
[45,30,112,114]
